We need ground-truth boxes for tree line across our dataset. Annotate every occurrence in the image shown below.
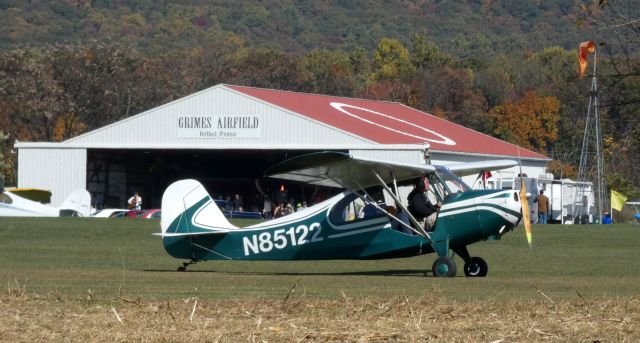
[0,1,638,199]
[0,0,590,57]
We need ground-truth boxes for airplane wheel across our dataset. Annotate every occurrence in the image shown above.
[177,266,186,272]
[463,257,488,277]
[432,257,457,277]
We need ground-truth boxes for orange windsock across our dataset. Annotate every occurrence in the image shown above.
[578,40,596,77]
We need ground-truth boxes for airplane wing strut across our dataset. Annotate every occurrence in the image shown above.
[369,172,431,239]
[355,179,427,238]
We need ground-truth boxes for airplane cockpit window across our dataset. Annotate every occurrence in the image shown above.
[328,192,386,225]
[431,167,471,200]
[0,192,12,204]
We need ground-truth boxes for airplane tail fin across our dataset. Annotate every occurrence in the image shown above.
[161,179,236,235]
[59,189,91,217]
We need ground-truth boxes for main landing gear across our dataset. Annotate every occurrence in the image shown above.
[454,246,488,277]
[463,256,488,277]
[431,247,488,277]
[177,260,197,272]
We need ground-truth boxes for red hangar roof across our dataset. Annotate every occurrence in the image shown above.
[228,85,547,160]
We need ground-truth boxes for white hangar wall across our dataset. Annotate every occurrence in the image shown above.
[17,148,87,205]
[65,85,372,148]
[14,84,549,206]
[15,84,427,206]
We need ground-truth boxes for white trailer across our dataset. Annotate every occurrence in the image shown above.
[471,171,595,224]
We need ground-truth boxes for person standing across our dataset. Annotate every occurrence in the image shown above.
[128,192,142,210]
[233,194,243,211]
[535,190,549,224]
[263,196,273,219]
[273,202,285,218]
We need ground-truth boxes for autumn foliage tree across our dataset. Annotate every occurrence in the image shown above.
[371,38,415,82]
[297,49,358,96]
[489,91,560,154]
[0,130,14,185]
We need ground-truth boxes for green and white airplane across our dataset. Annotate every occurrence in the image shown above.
[158,151,524,277]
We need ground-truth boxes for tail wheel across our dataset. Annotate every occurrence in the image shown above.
[432,257,457,277]
[463,257,488,277]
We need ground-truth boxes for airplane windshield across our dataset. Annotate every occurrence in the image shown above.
[433,167,471,196]
[0,192,12,204]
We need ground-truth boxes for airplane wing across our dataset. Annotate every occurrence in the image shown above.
[5,188,52,203]
[441,159,518,176]
[264,151,435,189]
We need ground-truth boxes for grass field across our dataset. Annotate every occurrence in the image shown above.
[1,217,639,341]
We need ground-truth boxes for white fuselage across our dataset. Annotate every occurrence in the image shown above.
[0,191,61,217]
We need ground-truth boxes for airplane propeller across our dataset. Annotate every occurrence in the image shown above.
[519,177,533,247]
[517,150,533,247]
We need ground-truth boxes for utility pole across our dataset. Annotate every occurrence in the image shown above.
[575,44,606,224]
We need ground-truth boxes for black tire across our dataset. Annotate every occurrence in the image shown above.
[177,266,186,272]
[432,256,457,277]
[463,257,488,277]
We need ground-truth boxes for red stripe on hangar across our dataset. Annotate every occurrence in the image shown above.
[228,85,546,159]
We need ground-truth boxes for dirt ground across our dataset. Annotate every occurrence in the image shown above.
[1,290,638,342]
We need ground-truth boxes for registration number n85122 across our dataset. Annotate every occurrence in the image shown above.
[242,223,322,256]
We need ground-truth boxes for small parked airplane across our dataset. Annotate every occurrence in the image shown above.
[0,187,91,217]
[157,151,524,277]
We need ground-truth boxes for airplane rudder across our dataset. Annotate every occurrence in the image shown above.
[161,179,206,234]
[59,189,92,217]
[161,179,235,234]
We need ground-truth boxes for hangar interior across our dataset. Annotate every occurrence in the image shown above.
[86,149,344,210]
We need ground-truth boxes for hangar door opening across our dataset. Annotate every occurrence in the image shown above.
[86,149,344,210]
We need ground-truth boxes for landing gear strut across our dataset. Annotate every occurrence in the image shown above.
[177,260,197,272]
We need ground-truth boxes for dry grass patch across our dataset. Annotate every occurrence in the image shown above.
[0,291,638,342]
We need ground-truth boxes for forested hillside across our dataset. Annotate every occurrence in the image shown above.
[0,0,638,199]
[0,0,592,55]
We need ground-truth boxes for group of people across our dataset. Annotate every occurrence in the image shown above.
[217,194,247,212]
[262,186,313,219]
[214,187,311,219]
[270,200,308,218]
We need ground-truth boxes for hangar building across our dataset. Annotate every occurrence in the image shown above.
[15,84,549,208]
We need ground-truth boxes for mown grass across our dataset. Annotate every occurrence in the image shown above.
[1,217,640,342]
[1,217,639,302]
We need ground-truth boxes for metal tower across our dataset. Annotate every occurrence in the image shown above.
[574,48,606,223]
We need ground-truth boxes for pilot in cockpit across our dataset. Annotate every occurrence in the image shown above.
[407,176,441,231]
